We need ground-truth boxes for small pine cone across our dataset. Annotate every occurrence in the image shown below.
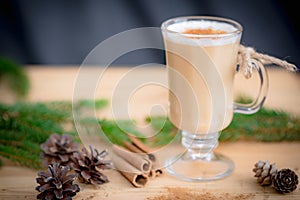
[272,168,299,193]
[72,146,112,185]
[253,160,277,186]
[41,134,78,167]
[36,162,80,200]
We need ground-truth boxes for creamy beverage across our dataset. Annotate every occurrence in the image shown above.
[163,20,241,133]
[162,16,267,182]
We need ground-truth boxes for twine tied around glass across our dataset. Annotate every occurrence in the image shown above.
[238,45,298,79]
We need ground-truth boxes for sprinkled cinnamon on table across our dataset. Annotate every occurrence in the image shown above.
[147,187,254,200]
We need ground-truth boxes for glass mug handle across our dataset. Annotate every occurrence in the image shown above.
[234,59,269,114]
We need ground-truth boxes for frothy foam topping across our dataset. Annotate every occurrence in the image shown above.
[167,20,237,34]
[164,20,240,46]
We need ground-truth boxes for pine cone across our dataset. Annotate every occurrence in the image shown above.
[72,146,112,185]
[272,168,299,193]
[253,160,277,186]
[41,134,78,167]
[36,162,80,200]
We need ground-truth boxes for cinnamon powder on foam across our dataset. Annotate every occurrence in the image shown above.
[182,28,227,35]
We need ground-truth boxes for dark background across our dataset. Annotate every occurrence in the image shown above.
[0,0,299,68]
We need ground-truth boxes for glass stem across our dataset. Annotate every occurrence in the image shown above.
[181,131,219,160]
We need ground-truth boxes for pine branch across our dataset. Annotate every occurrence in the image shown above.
[0,103,69,143]
[0,99,108,168]
[220,108,300,141]
[145,116,179,146]
[148,107,300,144]
[0,144,42,169]
[98,119,145,146]
[0,57,30,97]
[0,97,299,169]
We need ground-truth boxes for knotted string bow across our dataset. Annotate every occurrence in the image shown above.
[238,45,298,79]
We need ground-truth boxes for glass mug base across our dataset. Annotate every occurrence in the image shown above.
[165,152,234,182]
[165,131,234,182]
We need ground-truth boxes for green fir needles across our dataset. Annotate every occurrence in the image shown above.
[0,98,299,169]
[148,108,300,143]
[0,57,30,97]
[0,99,108,169]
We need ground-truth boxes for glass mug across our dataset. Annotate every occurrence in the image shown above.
[161,16,268,181]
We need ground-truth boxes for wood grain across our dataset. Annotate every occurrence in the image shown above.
[0,142,299,199]
[0,66,299,199]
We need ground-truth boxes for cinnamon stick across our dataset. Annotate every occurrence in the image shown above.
[121,172,148,188]
[111,154,148,187]
[122,141,143,153]
[127,134,156,162]
[128,134,152,153]
[126,134,164,176]
[149,164,163,179]
[112,145,152,173]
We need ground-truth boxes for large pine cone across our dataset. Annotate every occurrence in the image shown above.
[253,160,277,186]
[72,146,112,185]
[272,168,299,193]
[36,163,80,200]
[41,134,78,167]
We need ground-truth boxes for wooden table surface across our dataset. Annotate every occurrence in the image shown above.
[0,66,300,200]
